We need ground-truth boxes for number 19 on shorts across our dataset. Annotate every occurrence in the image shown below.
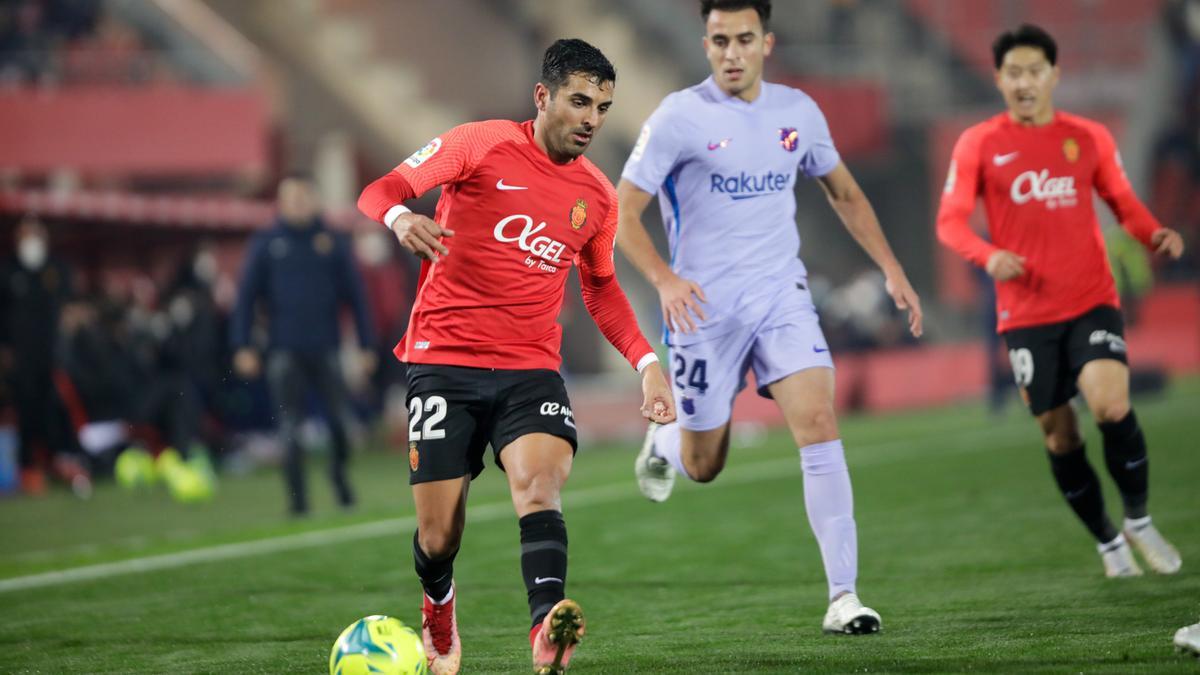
[1008,348,1034,387]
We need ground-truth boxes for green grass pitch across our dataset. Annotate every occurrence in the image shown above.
[1,378,1198,673]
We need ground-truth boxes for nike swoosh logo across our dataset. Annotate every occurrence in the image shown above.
[707,139,730,151]
[1064,487,1088,500]
[992,152,1019,166]
[534,576,563,585]
[1125,456,1148,470]
[813,345,829,353]
[496,179,528,191]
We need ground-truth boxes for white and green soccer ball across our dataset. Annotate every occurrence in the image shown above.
[330,615,428,675]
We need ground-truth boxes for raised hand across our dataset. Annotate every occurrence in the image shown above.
[391,213,455,262]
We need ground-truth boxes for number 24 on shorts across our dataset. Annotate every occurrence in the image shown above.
[673,355,709,394]
[409,395,448,441]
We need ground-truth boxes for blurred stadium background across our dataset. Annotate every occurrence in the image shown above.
[1,0,1195,494]
[1,1,1199,672]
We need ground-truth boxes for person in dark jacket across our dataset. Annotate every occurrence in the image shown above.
[0,215,78,494]
[231,175,376,516]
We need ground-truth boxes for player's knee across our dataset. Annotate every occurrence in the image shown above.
[1090,400,1130,425]
[685,454,725,482]
[511,469,567,512]
[1044,430,1083,455]
[417,528,461,560]
[792,406,839,446]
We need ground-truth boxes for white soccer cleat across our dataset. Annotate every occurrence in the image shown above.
[822,592,881,635]
[634,423,675,503]
[1124,519,1182,575]
[1098,534,1143,578]
[1175,622,1200,657]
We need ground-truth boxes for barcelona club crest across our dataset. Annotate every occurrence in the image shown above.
[569,198,588,230]
[408,442,419,472]
[1062,137,1080,163]
[779,127,799,152]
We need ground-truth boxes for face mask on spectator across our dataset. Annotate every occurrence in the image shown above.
[193,251,218,284]
[18,236,47,269]
[169,295,195,327]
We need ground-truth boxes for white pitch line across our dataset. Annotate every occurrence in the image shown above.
[2,392,1192,595]
[0,424,1013,594]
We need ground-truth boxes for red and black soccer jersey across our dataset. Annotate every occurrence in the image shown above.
[937,111,1164,333]
[358,119,654,372]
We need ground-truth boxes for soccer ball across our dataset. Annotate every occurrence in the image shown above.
[329,615,428,675]
[113,447,156,489]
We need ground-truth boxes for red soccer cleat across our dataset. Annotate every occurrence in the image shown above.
[421,585,461,675]
[530,598,585,674]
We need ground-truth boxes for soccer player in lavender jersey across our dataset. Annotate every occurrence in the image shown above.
[358,40,675,674]
[938,25,1185,578]
[618,0,922,634]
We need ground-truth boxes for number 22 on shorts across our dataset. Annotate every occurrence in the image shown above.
[409,395,448,441]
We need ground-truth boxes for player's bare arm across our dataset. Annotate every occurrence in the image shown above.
[640,361,676,424]
[390,212,455,263]
[615,179,708,334]
[816,162,924,337]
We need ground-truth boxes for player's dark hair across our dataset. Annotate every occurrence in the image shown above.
[540,39,616,94]
[700,0,771,31]
[992,24,1057,69]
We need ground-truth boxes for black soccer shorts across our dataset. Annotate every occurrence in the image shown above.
[403,364,578,484]
[1001,304,1128,416]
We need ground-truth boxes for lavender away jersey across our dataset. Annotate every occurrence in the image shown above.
[621,77,840,343]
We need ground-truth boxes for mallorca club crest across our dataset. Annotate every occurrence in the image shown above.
[569,198,588,230]
[779,127,799,152]
[408,442,419,472]
[1062,137,1080,163]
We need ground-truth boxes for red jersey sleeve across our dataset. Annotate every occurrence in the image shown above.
[577,166,655,372]
[936,124,999,268]
[1084,121,1163,248]
[357,121,520,223]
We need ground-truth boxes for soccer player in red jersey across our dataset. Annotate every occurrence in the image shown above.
[938,25,1185,578]
[357,40,675,675]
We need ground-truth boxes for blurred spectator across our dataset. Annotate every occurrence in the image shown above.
[828,0,860,45]
[163,244,231,452]
[0,0,166,87]
[1154,0,1200,278]
[0,214,78,493]
[58,294,137,437]
[0,0,55,85]
[231,175,376,517]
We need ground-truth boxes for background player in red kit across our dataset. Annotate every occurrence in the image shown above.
[357,39,675,675]
[938,25,1185,579]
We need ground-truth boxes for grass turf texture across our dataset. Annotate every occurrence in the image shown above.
[1,378,1198,673]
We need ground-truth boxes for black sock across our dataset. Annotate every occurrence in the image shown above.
[1047,444,1119,543]
[1098,410,1149,520]
[519,510,568,628]
[412,530,456,602]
